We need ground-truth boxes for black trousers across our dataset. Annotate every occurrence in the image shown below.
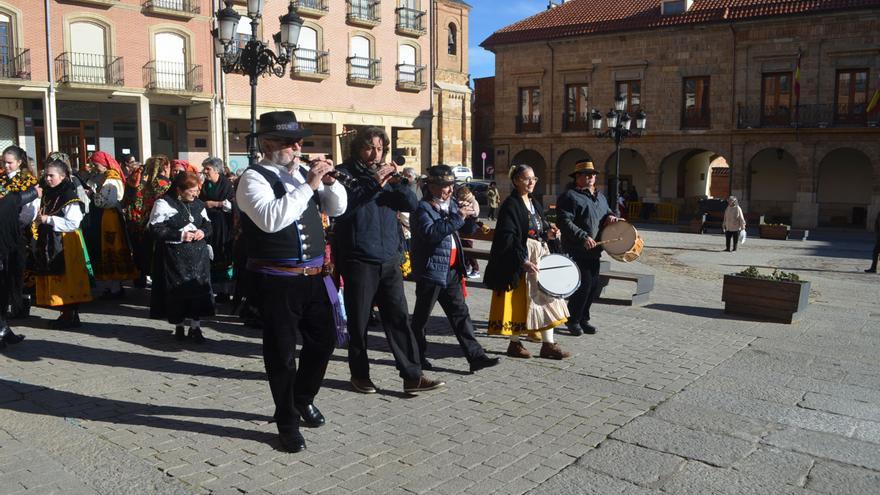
[258,273,336,429]
[566,256,601,325]
[341,258,421,381]
[870,236,880,270]
[725,230,741,251]
[411,268,485,364]
[0,256,9,321]
[4,241,25,315]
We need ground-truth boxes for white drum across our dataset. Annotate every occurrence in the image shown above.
[536,254,581,298]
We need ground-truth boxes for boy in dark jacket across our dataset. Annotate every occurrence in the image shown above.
[410,166,499,373]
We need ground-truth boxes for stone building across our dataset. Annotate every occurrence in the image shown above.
[431,0,471,169]
[471,75,494,178]
[482,0,880,229]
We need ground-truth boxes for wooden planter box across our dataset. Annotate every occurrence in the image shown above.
[722,274,810,323]
[759,224,790,240]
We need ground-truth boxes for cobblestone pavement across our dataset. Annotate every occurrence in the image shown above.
[1,228,878,494]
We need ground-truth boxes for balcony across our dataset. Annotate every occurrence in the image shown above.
[347,57,381,86]
[142,0,200,19]
[396,64,426,92]
[347,1,381,28]
[293,0,329,18]
[516,114,541,133]
[561,112,590,132]
[395,7,426,37]
[0,49,31,81]
[67,0,119,6]
[55,52,124,87]
[291,49,330,81]
[143,61,203,93]
[737,103,878,129]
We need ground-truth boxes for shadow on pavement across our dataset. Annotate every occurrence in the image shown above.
[644,303,742,320]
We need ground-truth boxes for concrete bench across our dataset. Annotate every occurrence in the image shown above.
[598,260,655,306]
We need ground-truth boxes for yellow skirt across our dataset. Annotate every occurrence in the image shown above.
[96,209,139,281]
[36,231,94,307]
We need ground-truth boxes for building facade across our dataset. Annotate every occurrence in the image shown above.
[471,75,493,178]
[430,0,470,169]
[482,0,880,230]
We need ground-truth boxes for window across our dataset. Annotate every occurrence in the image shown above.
[0,13,12,74]
[761,72,791,125]
[682,76,710,128]
[154,32,186,90]
[616,80,641,113]
[518,87,540,132]
[236,16,254,49]
[294,26,319,72]
[350,35,372,79]
[448,23,457,55]
[835,69,869,124]
[398,44,416,82]
[564,84,589,131]
[69,21,108,84]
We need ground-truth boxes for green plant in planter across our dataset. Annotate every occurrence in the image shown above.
[737,266,801,282]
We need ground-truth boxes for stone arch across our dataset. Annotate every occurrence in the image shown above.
[605,148,648,202]
[747,147,798,224]
[555,148,591,193]
[511,149,548,201]
[817,148,873,227]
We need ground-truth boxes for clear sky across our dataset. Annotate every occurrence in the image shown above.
[468,0,548,81]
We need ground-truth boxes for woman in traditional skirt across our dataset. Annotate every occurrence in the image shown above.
[33,159,92,329]
[0,180,38,348]
[126,155,172,286]
[88,151,139,298]
[149,172,215,343]
[483,164,571,360]
[199,157,235,303]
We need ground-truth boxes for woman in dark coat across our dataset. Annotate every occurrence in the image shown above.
[483,164,570,360]
[0,181,38,348]
[148,172,214,343]
[199,157,235,302]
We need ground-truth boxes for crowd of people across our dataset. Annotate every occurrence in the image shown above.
[0,113,622,453]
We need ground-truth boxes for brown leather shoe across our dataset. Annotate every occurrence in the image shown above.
[350,377,378,394]
[539,342,571,360]
[506,340,532,358]
[403,375,446,393]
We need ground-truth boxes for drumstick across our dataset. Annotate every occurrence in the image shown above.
[538,265,573,270]
[595,237,623,246]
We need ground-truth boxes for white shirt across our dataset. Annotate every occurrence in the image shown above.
[6,170,40,226]
[235,162,347,234]
[46,204,83,233]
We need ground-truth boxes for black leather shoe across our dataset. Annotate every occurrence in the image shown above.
[350,377,378,394]
[582,322,598,335]
[189,327,206,344]
[0,325,25,345]
[295,403,326,428]
[866,268,878,273]
[278,428,306,453]
[567,322,584,336]
[469,355,500,373]
[174,326,186,341]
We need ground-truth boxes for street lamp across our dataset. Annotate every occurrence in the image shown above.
[591,96,647,216]
[213,0,304,166]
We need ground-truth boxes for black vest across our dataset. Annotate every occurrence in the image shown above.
[240,165,325,261]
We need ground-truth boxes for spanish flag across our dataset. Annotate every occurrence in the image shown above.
[868,88,880,115]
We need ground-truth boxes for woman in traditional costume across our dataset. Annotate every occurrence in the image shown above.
[149,172,214,343]
[483,164,571,360]
[0,180,38,347]
[199,158,235,303]
[87,151,139,298]
[33,159,92,329]
[126,155,172,286]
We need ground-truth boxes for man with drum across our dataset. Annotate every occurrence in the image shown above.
[556,160,618,336]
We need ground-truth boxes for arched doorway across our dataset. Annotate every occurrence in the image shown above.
[556,148,591,194]
[511,149,548,202]
[817,148,872,227]
[659,148,731,216]
[605,148,647,209]
[747,148,798,224]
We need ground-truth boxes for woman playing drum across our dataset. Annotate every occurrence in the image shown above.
[483,164,571,360]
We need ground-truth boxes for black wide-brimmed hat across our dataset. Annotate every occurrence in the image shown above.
[255,111,312,140]
[569,159,598,178]
[425,165,455,185]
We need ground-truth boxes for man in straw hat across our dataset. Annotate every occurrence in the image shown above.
[236,111,347,453]
[555,160,618,336]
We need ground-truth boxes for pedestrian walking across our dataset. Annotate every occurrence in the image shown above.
[484,164,571,360]
[723,196,747,252]
[486,181,499,220]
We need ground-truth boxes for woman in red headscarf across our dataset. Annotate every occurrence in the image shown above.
[84,151,139,298]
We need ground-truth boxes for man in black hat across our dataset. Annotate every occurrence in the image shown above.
[409,165,500,373]
[235,111,347,453]
[333,126,445,394]
[556,160,618,336]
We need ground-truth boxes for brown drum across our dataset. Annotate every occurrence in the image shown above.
[598,221,643,262]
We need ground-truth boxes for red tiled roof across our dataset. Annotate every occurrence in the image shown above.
[481,0,880,48]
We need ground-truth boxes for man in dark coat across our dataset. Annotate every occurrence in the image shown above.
[555,160,618,336]
[409,165,499,373]
[334,126,445,395]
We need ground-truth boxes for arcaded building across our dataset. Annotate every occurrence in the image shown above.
[482,0,880,229]
[431,0,471,169]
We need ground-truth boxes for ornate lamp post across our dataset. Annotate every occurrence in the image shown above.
[213,0,304,166]
[590,97,647,217]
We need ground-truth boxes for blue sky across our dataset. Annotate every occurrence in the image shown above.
[468,0,548,81]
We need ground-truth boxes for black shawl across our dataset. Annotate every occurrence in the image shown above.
[33,179,82,275]
[483,194,553,292]
[199,175,234,249]
[0,192,22,259]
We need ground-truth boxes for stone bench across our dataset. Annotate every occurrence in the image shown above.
[598,260,655,306]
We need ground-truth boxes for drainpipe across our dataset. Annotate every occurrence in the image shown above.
[428,0,435,168]
[728,23,736,200]
[546,41,554,195]
[213,0,229,165]
[44,0,59,154]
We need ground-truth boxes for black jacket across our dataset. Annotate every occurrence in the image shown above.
[483,194,554,292]
[333,158,419,264]
[556,186,613,259]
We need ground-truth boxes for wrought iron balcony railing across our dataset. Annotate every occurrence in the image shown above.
[395,7,426,36]
[737,103,878,129]
[396,64,425,91]
[292,48,329,76]
[293,0,329,17]
[347,56,381,85]
[143,60,203,92]
[561,111,590,132]
[347,0,381,26]
[142,0,200,15]
[0,48,30,80]
[55,52,124,86]
[516,114,541,133]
